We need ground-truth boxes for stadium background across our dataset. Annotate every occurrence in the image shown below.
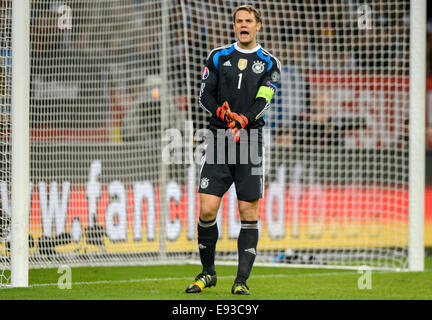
[0,1,431,265]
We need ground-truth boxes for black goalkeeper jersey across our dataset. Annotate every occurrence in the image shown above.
[199,42,281,132]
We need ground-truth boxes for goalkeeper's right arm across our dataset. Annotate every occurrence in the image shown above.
[198,58,220,116]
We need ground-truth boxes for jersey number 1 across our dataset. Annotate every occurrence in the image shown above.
[237,73,243,89]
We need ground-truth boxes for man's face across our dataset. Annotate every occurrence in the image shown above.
[233,10,261,49]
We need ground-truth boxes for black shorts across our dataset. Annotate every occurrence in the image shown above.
[198,130,264,201]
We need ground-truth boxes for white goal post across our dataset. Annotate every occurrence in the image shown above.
[408,0,426,272]
[0,0,426,288]
[10,0,30,287]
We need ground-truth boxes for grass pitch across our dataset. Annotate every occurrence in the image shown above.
[1,257,431,300]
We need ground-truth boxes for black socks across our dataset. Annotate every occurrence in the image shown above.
[235,220,259,283]
[197,218,259,282]
[197,218,218,275]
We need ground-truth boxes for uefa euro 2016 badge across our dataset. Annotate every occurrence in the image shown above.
[252,60,265,74]
[202,67,209,80]
[200,177,209,189]
[238,58,248,71]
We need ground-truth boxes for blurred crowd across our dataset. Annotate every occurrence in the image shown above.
[427,9,432,148]
[0,0,431,147]
[428,10,432,77]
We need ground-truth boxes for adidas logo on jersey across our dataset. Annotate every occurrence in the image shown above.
[198,243,207,249]
[244,248,256,255]
[223,60,232,66]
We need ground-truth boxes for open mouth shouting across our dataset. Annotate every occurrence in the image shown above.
[239,30,250,42]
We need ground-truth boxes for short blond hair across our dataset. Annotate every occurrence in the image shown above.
[232,5,262,24]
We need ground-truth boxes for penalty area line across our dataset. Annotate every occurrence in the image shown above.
[30,271,357,288]
[31,268,432,288]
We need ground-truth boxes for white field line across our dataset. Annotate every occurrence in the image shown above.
[28,271,373,288]
[3,267,429,288]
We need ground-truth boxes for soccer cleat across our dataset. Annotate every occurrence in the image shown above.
[185,271,217,293]
[231,281,250,295]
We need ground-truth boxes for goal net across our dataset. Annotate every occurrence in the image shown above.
[0,0,11,284]
[0,0,424,284]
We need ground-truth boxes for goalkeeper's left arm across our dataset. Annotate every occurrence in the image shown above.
[243,62,281,123]
[228,61,281,141]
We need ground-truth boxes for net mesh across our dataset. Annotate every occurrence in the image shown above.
[1,0,412,282]
[0,0,11,285]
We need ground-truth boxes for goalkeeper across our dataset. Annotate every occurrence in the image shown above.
[186,5,281,295]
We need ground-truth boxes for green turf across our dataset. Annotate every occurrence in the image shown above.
[1,257,431,300]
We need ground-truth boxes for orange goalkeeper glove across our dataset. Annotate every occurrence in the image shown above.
[215,101,232,123]
[228,113,249,142]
